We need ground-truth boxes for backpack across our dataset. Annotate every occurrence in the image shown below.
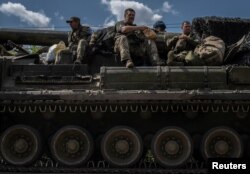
[45,41,66,63]
[89,26,116,51]
[193,36,225,65]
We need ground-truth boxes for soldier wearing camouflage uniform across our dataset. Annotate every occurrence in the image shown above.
[114,8,164,68]
[56,17,91,64]
[153,21,168,59]
[167,21,200,65]
[154,21,167,41]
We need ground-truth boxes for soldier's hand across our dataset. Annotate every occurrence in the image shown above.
[138,26,148,31]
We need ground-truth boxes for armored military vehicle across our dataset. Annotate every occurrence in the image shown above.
[0,17,250,174]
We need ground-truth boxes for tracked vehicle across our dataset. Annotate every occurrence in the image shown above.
[0,17,250,174]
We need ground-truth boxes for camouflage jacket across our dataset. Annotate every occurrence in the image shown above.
[68,25,91,50]
[114,21,145,42]
[155,31,168,58]
[167,33,200,52]
[155,31,168,43]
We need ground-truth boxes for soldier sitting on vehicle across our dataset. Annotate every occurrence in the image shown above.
[55,16,91,64]
[114,8,165,68]
[153,21,168,59]
[167,21,200,65]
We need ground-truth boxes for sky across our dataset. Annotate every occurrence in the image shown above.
[0,0,250,33]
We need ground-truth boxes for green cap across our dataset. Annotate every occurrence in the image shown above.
[66,16,80,23]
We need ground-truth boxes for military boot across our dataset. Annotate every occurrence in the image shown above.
[74,58,81,64]
[125,59,134,68]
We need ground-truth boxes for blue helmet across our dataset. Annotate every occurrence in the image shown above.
[153,21,166,31]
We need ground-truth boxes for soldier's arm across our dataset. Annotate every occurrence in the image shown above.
[166,36,178,50]
[68,32,73,48]
[120,26,148,33]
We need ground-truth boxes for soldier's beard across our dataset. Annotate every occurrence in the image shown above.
[125,18,134,24]
[184,31,191,35]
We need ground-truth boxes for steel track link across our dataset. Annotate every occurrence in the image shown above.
[0,167,208,174]
[0,99,250,114]
[0,156,208,174]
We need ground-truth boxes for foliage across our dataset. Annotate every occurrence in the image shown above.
[30,45,41,54]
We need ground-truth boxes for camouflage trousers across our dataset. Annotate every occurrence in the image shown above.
[167,39,193,65]
[76,39,88,62]
[114,35,161,65]
[167,50,188,66]
[167,50,204,66]
[55,39,88,64]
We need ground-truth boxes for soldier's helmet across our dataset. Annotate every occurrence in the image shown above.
[153,21,166,31]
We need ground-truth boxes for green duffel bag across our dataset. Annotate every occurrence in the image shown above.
[194,36,225,65]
